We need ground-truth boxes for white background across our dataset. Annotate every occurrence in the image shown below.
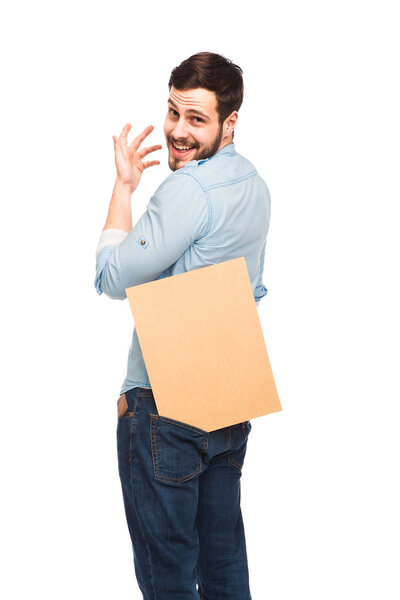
[1,1,399,598]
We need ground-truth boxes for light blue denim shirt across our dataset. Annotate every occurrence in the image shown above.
[95,143,271,395]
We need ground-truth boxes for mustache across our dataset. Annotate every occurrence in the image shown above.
[167,136,199,148]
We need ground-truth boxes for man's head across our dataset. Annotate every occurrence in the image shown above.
[164,52,243,171]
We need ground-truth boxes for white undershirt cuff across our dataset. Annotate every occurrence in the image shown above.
[96,228,129,260]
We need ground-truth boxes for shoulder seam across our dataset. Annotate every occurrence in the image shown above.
[175,171,212,239]
[203,169,258,191]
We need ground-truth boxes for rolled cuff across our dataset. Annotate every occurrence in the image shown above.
[95,228,129,260]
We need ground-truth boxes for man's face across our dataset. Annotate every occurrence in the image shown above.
[164,87,225,171]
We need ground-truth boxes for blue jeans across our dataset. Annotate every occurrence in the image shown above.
[116,386,253,600]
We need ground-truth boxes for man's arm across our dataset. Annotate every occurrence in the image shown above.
[94,122,166,297]
[96,122,162,245]
[102,179,134,233]
[94,172,209,299]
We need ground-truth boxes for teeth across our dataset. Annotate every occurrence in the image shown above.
[173,143,193,150]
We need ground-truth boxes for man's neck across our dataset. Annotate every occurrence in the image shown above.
[218,137,234,152]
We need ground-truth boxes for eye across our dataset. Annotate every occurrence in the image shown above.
[169,108,179,117]
[192,116,203,123]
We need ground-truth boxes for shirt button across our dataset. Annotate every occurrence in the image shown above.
[140,239,146,245]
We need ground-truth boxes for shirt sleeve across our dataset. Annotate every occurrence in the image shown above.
[254,241,268,303]
[95,228,128,260]
[94,171,209,299]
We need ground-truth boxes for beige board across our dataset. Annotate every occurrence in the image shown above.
[125,257,281,432]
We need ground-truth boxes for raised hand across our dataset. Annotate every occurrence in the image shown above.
[112,123,162,193]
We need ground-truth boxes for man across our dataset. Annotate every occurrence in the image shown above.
[95,52,271,600]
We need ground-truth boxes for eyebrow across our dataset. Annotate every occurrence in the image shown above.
[167,98,210,121]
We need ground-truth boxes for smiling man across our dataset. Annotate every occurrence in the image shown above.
[95,52,271,600]
[166,86,229,169]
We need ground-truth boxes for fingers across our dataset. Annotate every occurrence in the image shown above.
[113,125,161,171]
[142,159,160,169]
[129,124,155,152]
[113,133,130,161]
[138,144,162,159]
[119,123,132,140]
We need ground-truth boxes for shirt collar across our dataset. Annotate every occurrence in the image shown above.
[214,142,236,157]
[183,143,236,169]
[197,142,236,165]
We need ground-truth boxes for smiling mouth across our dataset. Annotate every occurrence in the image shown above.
[170,142,196,157]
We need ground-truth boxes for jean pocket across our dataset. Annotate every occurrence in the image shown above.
[149,414,208,485]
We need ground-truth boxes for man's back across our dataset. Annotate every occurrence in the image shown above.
[162,143,270,292]
[95,142,271,394]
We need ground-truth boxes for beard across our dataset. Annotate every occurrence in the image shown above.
[166,123,224,171]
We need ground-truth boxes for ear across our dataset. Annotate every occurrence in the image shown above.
[224,111,239,138]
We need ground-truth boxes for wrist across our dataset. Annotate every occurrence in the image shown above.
[115,178,135,195]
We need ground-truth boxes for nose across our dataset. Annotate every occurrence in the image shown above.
[172,117,189,141]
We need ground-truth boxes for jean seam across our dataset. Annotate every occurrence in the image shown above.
[150,414,159,477]
[203,433,209,454]
[224,426,232,451]
[128,439,157,600]
[227,456,243,471]
[128,394,140,463]
[194,565,204,599]
[150,413,207,435]
[241,421,251,441]
[138,390,153,398]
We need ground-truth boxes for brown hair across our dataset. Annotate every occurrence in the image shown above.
[168,52,243,138]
